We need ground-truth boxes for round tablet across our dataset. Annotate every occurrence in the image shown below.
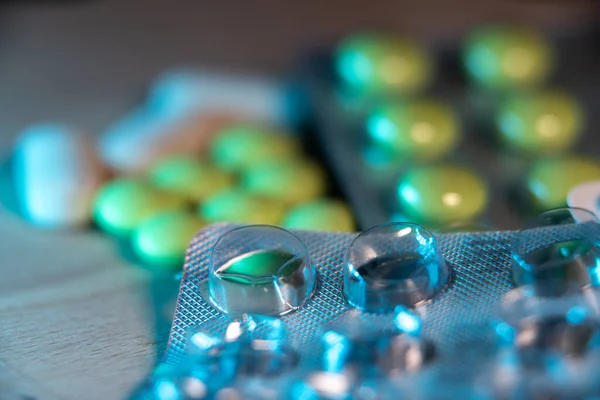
[496,90,583,155]
[93,179,187,236]
[463,25,553,90]
[132,210,205,270]
[148,156,234,202]
[241,158,326,205]
[199,189,287,225]
[526,156,600,211]
[335,33,433,95]
[282,199,355,232]
[397,165,489,225]
[210,124,300,172]
[366,99,460,161]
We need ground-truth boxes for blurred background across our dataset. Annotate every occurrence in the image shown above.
[0,1,598,399]
[0,0,597,147]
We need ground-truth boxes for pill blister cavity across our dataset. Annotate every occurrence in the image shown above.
[511,207,600,295]
[156,315,299,398]
[207,225,315,316]
[498,289,600,363]
[344,223,449,312]
[291,308,434,399]
[321,308,433,377]
[486,288,600,398]
[188,315,298,377]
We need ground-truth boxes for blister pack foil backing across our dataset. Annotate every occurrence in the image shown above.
[153,222,600,399]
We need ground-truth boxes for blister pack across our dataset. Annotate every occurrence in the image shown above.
[136,206,600,399]
[298,27,600,231]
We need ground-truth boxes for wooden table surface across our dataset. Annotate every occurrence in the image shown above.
[0,1,596,399]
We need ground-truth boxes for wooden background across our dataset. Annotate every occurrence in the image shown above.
[0,0,596,399]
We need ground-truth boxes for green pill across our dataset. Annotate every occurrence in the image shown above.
[526,156,600,211]
[366,99,460,161]
[93,179,187,236]
[241,158,326,205]
[200,189,287,225]
[216,250,302,284]
[132,210,205,269]
[148,155,234,202]
[210,124,300,172]
[496,90,583,155]
[463,25,553,90]
[336,33,433,96]
[397,165,489,225]
[283,199,355,232]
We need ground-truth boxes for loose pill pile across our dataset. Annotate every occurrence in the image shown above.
[305,24,600,231]
[11,70,354,272]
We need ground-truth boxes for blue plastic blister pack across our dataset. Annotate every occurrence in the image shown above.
[138,207,600,399]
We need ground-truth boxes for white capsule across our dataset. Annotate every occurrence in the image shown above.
[147,69,291,125]
[98,108,226,174]
[567,180,600,219]
[13,124,106,228]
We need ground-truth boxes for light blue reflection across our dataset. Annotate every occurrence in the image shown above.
[394,306,422,336]
[566,305,589,326]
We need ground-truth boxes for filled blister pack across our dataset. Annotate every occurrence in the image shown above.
[298,25,600,231]
[136,205,600,399]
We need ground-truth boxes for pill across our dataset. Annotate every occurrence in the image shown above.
[132,210,205,269]
[496,90,583,155]
[335,33,433,95]
[463,25,553,90]
[148,156,234,202]
[99,108,226,174]
[199,189,287,225]
[147,68,291,124]
[366,99,461,161]
[210,124,300,172]
[526,156,600,211]
[241,158,326,205]
[397,165,489,225]
[13,123,106,228]
[567,181,600,217]
[282,199,355,232]
[93,179,187,236]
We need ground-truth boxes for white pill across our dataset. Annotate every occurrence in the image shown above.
[98,108,226,174]
[567,180,600,219]
[147,69,291,124]
[13,124,106,228]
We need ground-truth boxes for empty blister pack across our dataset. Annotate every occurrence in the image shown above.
[138,207,600,399]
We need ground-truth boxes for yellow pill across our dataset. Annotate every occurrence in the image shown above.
[210,124,300,172]
[283,199,355,232]
[241,158,327,205]
[93,179,187,236]
[148,155,234,202]
[132,210,205,270]
[199,189,287,225]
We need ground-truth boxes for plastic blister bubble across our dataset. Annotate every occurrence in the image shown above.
[344,223,450,312]
[157,220,600,399]
[206,225,315,316]
[511,207,600,296]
